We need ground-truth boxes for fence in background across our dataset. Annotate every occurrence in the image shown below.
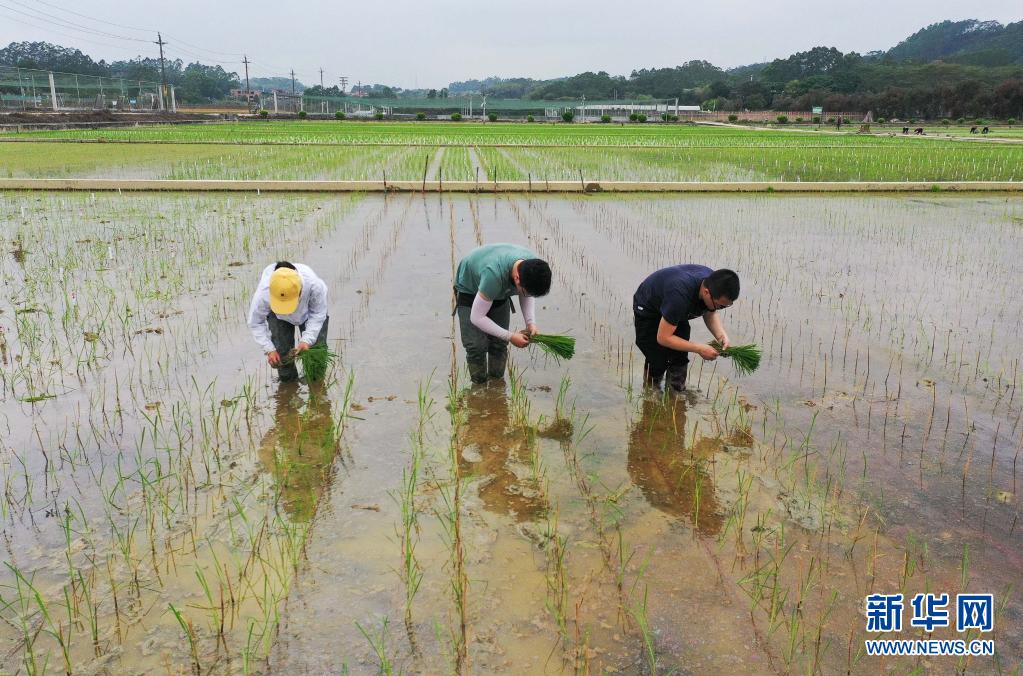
[0,66,172,112]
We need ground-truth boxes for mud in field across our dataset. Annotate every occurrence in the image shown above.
[1,192,1021,674]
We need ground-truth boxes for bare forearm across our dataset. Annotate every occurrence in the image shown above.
[704,313,727,342]
[657,335,701,353]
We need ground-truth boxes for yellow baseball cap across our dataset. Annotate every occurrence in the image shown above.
[269,268,302,314]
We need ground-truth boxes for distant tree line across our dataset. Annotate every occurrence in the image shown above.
[4,18,1023,117]
[0,41,239,103]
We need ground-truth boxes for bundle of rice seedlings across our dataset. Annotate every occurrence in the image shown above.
[529,333,576,361]
[295,344,339,382]
[709,340,761,376]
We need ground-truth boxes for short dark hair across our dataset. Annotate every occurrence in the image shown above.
[705,269,740,301]
[519,259,552,297]
[274,261,297,271]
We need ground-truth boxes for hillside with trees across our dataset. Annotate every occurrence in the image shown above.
[3,18,1022,117]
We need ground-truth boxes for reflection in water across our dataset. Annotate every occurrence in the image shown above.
[627,396,726,536]
[258,381,339,523]
[459,383,549,522]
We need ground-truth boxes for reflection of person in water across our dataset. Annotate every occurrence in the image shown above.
[626,396,723,536]
[459,384,548,522]
[258,381,338,523]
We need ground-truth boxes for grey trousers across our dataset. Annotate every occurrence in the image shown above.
[269,314,329,382]
[456,301,511,384]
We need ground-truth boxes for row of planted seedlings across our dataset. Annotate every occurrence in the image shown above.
[0,192,357,403]
[1,143,251,180]
[6,363,355,674]
[495,192,1021,668]
[558,192,1023,664]
[164,144,427,182]
[0,191,363,672]
[576,193,1022,422]
[485,144,1023,183]
[9,121,973,147]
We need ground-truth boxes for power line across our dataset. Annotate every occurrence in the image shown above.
[0,9,143,51]
[0,0,149,43]
[27,0,155,34]
[161,34,245,59]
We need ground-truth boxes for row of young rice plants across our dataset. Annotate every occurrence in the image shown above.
[0,191,364,672]
[4,120,981,147]
[487,145,1023,182]
[11,136,1014,183]
[509,193,1023,670]
[0,142,249,179]
[164,144,424,181]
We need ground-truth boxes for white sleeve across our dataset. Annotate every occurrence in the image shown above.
[470,293,513,341]
[247,291,275,353]
[519,295,536,326]
[300,278,328,345]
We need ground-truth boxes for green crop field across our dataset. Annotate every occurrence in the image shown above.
[6,119,1021,147]
[2,121,1021,182]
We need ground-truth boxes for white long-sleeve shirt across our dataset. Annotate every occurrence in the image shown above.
[470,292,536,340]
[247,263,328,353]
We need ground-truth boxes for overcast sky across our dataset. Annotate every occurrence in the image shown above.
[1,0,1019,88]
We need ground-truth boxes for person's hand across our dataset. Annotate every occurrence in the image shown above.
[267,350,281,366]
[296,341,312,353]
[526,323,539,336]
[717,333,730,350]
[695,343,719,361]
[510,332,530,348]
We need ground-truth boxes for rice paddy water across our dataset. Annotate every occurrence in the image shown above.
[0,121,1021,673]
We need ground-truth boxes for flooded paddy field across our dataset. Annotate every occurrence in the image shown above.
[1,191,1021,673]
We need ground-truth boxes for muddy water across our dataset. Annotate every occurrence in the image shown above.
[269,193,1022,674]
[2,192,1022,673]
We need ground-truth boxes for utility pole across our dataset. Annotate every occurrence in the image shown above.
[319,68,324,89]
[339,76,348,93]
[291,69,296,95]
[242,55,252,111]
[155,32,168,111]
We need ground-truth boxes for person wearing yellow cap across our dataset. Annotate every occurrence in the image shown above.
[247,261,329,383]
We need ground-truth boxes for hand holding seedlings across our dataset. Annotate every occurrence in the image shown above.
[695,343,720,361]
[510,331,531,348]
[247,261,330,384]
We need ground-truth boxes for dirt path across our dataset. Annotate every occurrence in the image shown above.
[425,146,445,180]
[467,145,488,182]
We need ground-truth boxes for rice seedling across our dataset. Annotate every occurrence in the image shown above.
[1,171,1021,673]
[290,344,339,382]
[529,333,576,361]
[710,340,762,376]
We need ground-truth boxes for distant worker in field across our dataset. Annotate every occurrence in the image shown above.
[454,244,552,384]
[248,261,329,383]
[633,266,740,392]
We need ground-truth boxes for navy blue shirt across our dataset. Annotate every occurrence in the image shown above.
[633,265,712,326]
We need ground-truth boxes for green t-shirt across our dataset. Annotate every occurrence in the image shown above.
[454,244,537,300]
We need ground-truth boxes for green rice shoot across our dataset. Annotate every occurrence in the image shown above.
[529,333,576,361]
[710,340,761,376]
[296,344,338,382]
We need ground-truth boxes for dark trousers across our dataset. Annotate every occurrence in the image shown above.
[634,312,689,391]
[457,301,511,384]
[269,314,329,382]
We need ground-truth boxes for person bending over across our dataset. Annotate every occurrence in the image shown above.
[248,261,329,383]
[633,266,739,392]
[454,243,552,384]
